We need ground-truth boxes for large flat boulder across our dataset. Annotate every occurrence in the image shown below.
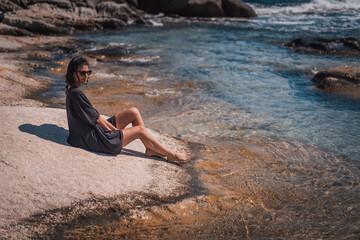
[0,106,191,239]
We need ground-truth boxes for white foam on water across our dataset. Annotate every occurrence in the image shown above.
[145,89,179,97]
[254,0,360,16]
[120,56,161,63]
[253,19,316,25]
[146,77,161,82]
[109,42,128,46]
[149,19,164,27]
[94,72,123,79]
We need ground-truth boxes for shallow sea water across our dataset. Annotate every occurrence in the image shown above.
[42,0,360,238]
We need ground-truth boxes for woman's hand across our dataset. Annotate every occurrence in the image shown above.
[97,115,117,131]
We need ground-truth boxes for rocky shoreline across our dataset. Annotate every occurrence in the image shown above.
[0,34,199,238]
[0,35,88,107]
[0,0,257,36]
[0,0,258,106]
[0,1,359,238]
[0,10,198,239]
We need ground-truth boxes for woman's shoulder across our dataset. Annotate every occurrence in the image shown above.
[67,87,85,96]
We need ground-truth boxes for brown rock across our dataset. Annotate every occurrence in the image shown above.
[0,0,24,12]
[286,37,360,56]
[0,23,34,36]
[31,0,73,9]
[4,13,70,35]
[1,0,147,36]
[222,0,258,18]
[94,18,127,29]
[96,1,145,23]
[27,51,54,60]
[312,66,360,90]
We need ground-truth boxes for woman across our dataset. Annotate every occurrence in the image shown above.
[65,56,190,164]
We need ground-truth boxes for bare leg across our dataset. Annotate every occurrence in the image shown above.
[122,125,190,164]
[115,107,144,129]
[116,107,170,159]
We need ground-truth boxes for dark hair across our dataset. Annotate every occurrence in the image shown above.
[66,56,89,88]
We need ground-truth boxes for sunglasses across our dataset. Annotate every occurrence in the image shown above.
[77,70,92,76]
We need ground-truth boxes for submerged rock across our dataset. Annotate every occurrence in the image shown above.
[312,66,360,91]
[286,37,360,56]
[85,45,133,61]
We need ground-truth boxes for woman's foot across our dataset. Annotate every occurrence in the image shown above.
[146,149,190,164]
[167,152,190,164]
[145,149,165,158]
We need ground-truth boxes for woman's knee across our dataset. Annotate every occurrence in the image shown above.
[128,107,140,117]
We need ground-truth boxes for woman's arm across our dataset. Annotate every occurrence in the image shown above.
[97,115,117,131]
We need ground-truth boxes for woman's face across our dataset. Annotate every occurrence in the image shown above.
[75,64,90,86]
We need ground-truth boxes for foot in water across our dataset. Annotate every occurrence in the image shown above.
[145,149,190,164]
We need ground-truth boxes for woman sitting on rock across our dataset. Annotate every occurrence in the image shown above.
[65,56,189,164]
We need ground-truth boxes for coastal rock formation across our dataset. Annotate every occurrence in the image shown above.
[0,0,146,36]
[0,106,191,239]
[137,0,257,18]
[312,66,360,91]
[286,37,360,56]
[0,0,257,36]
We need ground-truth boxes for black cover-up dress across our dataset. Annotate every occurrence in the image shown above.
[66,87,123,155]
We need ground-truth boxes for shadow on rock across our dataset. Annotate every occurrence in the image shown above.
[19,123,69,146]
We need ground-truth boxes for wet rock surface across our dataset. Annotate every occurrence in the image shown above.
[312,66,360,90]
[286,37,360,56]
